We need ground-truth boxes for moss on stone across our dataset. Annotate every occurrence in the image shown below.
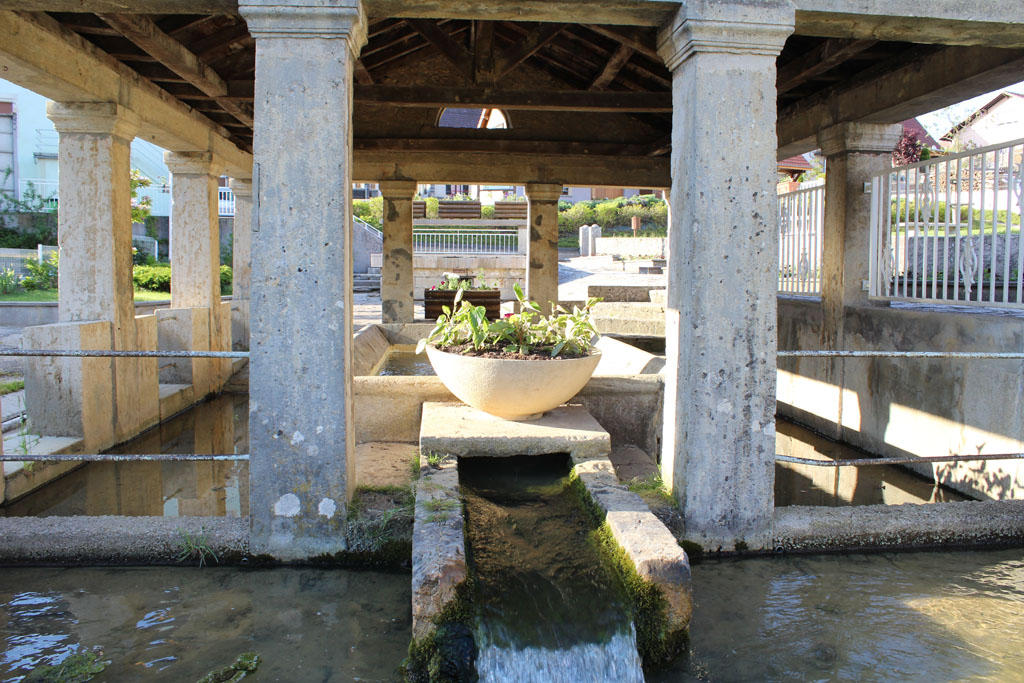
[24,650,109,682]
[567,468,688,671]
[403,580,478,682]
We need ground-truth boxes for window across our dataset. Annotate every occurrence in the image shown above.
[437,108,508,129]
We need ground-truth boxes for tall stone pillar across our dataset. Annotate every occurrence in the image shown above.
[229,177,253,349]
[817,123,902,347]
[379,179,416,323]
[657,1,794,551]
[240,0,367,560]
[164,151,228,394]
[525,183,562,313]
[31,102,154,446]
[47,102,136,339]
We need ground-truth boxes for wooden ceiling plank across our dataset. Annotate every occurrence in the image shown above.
[354,85,672,112]
[406,18,473,81]
[474,20,496,85]
[494,22,564,79]
[98,13,253,126]
[776,38,878,94]
[582,24,661,63]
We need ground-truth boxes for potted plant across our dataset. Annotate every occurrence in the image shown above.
[424,272,501,320]
[416,284,602,420]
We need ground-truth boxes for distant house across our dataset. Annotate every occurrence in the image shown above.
[901,118,940,151]
[0,78,172,217]
[940,91,1024,149]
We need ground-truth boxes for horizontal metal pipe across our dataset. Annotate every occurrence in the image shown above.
[0,349,248,359]
[778,350,1024,359]
[776,452,1024,468]
[0,453,249,462]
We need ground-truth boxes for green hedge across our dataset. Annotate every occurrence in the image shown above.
[133,264,233,295]
[558,194,668,237]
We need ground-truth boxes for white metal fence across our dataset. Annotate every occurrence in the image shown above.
[17,178,59,210]
[870,137,1024,307]
[777,183,824,295]
[218,186,235,216]
[0,244,58,277]
[413,228,518,254]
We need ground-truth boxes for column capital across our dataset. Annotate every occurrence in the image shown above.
[46,101,138,141]
[164,151,217,176]
[525,183,563,202]
[239,0,367,54]
[657,0,794,72]
[379,180,418,198]
[818,122,904,157]
[229,177,253,197]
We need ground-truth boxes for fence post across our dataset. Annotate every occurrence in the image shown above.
[37,243,43,264]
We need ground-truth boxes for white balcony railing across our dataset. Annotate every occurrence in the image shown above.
[17,178,59,210]
[218,186,235,216]
[414,228,518,255]
[778,183,824,295]
[869,137,1024,307]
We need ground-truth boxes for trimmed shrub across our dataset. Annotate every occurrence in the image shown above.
[133,264,171,292]
[220,264,232,294]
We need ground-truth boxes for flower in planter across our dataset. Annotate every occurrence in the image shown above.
[417,283,601,358]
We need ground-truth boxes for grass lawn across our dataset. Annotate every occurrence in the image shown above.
[0,289,171,302]
[1,379,24,395]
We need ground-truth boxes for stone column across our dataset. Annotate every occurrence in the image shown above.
[525,183,562,313]
[817,122,902,346]
[229,177,253,349]
[164,151,227,394]
[657,1,794,551]
[240,0,367,560]
[46,102,136,339]
[379,179,416,323]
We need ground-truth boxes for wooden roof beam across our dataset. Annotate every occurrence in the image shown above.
[494,22,564,79]
[353,85,672,112]
[98,13,253,127]
[590,43,633,90]
[406,18,473,81]
[776,38,877,94]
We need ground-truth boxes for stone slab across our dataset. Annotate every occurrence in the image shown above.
[355,441,417,488]
[609,444,659,482]
[1,434,84,503]
[411,452,465,640]
[419,402,611,460]
[352,324,391,376]
[572,449,692,632]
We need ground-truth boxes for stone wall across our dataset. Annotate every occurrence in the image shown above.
[595,236,667,259]
[777,296,1024,500]
[413,253,526,300]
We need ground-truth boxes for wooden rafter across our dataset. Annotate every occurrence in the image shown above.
[190,22,251,63]
[494,22,564,78]
[582,24,661,63]
[354,60,374,85]
[590,43,633,89]
[776,38,878,94]
[98,13,253,126]
[473,20,495,85]
[406,18,473,80]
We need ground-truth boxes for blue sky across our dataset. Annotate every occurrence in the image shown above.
[917,78,1024,140]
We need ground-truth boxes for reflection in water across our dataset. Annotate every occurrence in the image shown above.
[655,549,1024,681]
[0,567,411,681]
[1,394,249,518]
[376,347,435,376]
[775,418,969,506]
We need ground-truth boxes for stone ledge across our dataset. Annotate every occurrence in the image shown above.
[573,451,692,632]
[411,452,465,640]
[774,500,1024,552]
[419,402,611,460]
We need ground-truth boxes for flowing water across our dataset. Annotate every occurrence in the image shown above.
[0,567,410,681]
[460,455,645,683]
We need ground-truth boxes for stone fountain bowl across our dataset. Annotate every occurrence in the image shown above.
[424,345,602,420]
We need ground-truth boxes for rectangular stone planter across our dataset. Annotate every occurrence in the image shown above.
[423,288,501,320]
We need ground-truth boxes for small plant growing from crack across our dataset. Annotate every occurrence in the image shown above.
[424,451,449,469]
[176,528,218,567]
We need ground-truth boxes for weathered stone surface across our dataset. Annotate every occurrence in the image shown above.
[587,284,664,303]
[591,301,665,338]
[229,178,253,301]
[657,0,793,551]
[774,500,1024,552]
[525,183,562,314]
[242,0,366,560]
[158,383,194,422]
[411,452,465,640]
[156,307,212,398]
[380,180,417,323]
[355,441,417,488]
[593,335,661,376]
[22,321,115,452]
[352,321,391,376]
[419,402,611,460]
[131,313,160,437]
[573,450,692,635]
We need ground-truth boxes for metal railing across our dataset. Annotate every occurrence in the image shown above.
[778,183,824,295]
[870,137,1024,307]
[0,244,58,278]
[414,227,518,254]
[218,185,235,216]
[18,178,59,210]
